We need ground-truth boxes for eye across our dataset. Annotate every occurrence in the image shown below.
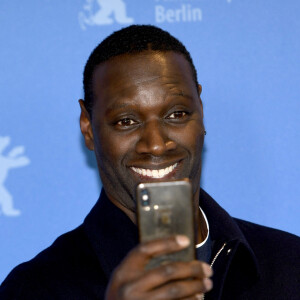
[167,111,187,119]
[116,118,137,127]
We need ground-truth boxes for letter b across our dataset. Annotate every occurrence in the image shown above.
[155,5,165,23]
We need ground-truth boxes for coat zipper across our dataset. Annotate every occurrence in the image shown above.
[201,242,227,300]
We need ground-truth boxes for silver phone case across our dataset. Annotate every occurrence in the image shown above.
[137,180,195,270]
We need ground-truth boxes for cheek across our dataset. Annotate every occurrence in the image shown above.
[170,121,204,154]
[96,128,137,165]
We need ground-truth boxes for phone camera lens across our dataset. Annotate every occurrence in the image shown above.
[141,189,150,207]
[143,200,150,207]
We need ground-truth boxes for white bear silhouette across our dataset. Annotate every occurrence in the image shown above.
[0,136,30,217]
[79,0,133,29]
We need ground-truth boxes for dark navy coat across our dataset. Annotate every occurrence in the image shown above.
[1,189,299,299]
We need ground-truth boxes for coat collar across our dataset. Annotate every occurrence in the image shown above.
[83,188,260,297]
[199,189,260,299]
[83,190,139,279]
[199,189,252,245]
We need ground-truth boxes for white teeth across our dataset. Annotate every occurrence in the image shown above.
[131,163,178,179]
[158,169,164,178]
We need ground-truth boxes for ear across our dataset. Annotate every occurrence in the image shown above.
[198,84,202,96]
[79,100,94,151]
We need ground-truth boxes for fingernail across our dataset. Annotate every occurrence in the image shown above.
[176,235,190,247]
[196,294,204,300]
[203,263,213,277]
[204,278,213,290]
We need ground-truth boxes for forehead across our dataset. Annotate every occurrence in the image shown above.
[91,51,198,114]
[93,51,195,90]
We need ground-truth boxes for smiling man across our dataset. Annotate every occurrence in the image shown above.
[1,25,299,300]
[80,48,205,226]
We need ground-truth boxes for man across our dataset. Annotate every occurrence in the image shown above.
[0,25,299,299]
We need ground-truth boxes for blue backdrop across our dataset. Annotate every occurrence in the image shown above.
[1,0,299,282]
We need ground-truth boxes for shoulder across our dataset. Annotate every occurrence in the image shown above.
[231,219,300,297]
[234,218,300,267]
[14,225,93,272]
[0,225,106,299]
[235,218,300,249]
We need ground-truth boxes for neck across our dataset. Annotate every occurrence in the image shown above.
[107,187,207,245]
[194,188,208,245]
[106,192,137,224]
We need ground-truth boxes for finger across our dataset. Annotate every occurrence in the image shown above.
[120,235,190,272]
[128,260,212,291]
[181,295,204,300]
[142,278,213,300]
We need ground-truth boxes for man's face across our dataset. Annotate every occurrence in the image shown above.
[81,51,205,212]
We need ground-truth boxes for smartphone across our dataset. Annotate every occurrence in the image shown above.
[136,180,195,270]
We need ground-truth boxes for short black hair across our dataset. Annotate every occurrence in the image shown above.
[83,24,198,116]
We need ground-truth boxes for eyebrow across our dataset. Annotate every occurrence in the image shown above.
[105,91,194,115]
[105,101,135,115]
[166,84,194,99]
[171,91,192,98]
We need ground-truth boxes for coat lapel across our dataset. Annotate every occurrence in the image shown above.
[83,190,139,279]
[200,189,260,299]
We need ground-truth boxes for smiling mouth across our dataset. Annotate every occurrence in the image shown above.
[130,163,178,179]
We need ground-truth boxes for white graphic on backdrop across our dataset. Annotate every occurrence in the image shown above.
[154,0,232,24]
[79,0,133,30]
[155,3,202,23]
[0,136,30,217]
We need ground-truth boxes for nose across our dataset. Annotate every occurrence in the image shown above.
[135,119,176,156]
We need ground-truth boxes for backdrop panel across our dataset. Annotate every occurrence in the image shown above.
[0,0,299,282]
